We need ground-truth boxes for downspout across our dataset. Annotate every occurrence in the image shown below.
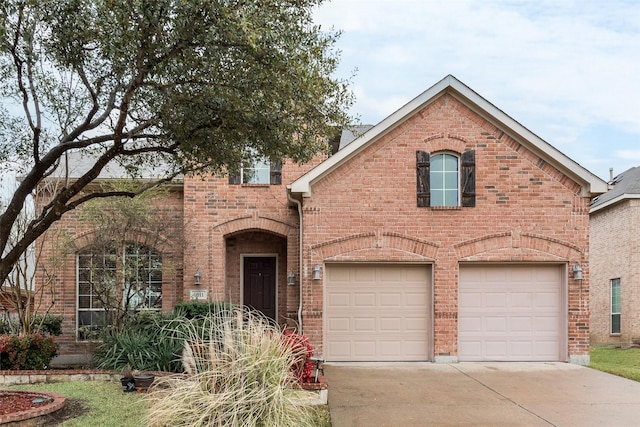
[287,190,304,334]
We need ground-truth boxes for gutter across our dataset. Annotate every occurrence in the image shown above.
[287,189,304,334]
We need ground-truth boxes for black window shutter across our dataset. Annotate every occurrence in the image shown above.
[270,160,282,185]
[229,172,241,184]
[461,150,476,207]
[416,151,430,207]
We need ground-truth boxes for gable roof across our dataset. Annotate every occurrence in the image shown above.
[289,75,607,198]
[590,167,640,212]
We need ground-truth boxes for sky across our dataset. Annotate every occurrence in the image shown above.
[313,0,640,181]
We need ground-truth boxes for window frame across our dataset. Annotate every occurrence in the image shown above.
[429,152,460,207]
[610,278,621,335]
[229,152,282,185]
[76,243,162,342]
[416,149,475,208]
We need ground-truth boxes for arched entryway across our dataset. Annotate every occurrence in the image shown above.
[225,231,288,324]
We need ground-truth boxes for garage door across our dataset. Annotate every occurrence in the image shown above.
[325,264,431,361]
[458,264,564,361]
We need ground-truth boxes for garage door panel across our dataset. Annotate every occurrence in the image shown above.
[328,293,350,306]
[459,265,564,362]
[326,264,431,361]
[327,317,350,331]
[380,293,402,306]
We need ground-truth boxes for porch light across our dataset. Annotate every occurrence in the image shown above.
[572,264,583,281]
[312,264,322,281]
[194,268,202,285]
[288,271,296,286]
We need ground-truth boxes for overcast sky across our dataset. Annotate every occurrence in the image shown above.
[314,0,640,181]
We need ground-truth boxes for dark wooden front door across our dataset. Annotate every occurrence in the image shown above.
[243,257,276,321]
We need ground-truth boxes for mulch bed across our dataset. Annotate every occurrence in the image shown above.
[0,391,87,426]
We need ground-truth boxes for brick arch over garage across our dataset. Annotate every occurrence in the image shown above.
[453,230,584,261]
[311,231,439,261]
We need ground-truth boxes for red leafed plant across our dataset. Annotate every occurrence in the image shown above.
[0,333,58,370]
[282,329,314,384]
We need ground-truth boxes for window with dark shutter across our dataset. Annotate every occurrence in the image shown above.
[416,151,430,207]
[461,150,476,207]
[229,158,282,185]
[229,173,241,184]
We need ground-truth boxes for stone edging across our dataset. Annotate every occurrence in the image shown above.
[0,370,120,386]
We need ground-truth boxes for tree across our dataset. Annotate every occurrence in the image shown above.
[74,182,185,339]
[0,0,352,286]
[0,177,68,336]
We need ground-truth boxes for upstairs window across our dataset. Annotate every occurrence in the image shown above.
[430,153,459,206]
[611,278,621,334]
[229,155,282,185]
[416,150,475,207]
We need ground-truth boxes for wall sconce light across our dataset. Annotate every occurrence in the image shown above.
[312,264,322,281]
[572,264,583,281]
[288,271,296,286]
[194,268,202,285]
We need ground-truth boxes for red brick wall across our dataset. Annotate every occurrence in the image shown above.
[35,188,184,355]
[300,94,590,361]
[590,199,640,345]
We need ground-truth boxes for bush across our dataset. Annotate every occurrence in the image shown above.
[146,308,318,426]
[172,301,234,319]
[282,330,314,384]
[94,311,183,372]
[0,334,58,370]
[0,314,63,336]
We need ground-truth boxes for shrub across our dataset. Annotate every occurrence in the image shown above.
[146,307,318,426]
[0,334,58,370]
[94,311,183,372]
[172,301,234,319]
[282,330,314,384]
[0,314,63,336]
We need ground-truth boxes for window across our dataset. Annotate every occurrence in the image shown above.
[416,150,475,207]
[229,156,282,185]
[77,243,162,341]
[430,153,459,206]
[611,278,621,334]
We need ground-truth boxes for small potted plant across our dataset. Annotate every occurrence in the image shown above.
[120,364,136,392]
[133,371,156,392]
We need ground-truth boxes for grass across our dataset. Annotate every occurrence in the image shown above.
[8,380,332,426]
[8,380,147,426]
[590,345,640,382]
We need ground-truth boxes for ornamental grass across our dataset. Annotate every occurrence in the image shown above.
[146,307,317,426]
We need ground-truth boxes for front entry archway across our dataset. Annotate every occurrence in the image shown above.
[242,256,277,321]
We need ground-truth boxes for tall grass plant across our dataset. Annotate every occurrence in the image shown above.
[146,307,318,426]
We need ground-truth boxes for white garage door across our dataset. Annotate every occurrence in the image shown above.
[459,264,564,361]
[325,264,431,361]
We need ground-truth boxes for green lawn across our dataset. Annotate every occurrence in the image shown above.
[9,380,331,426]
[590,345,640,382]
[9,381,147,426]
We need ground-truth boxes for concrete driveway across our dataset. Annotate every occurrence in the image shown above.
[325,362,640,426]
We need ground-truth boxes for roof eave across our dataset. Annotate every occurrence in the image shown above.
[590,193,640,213]
[290,75,608,197]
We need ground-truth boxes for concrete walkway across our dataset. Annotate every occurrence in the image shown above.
[325,362,640,426]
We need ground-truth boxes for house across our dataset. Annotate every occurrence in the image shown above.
[590,167,640,346]
[38,75,607,366]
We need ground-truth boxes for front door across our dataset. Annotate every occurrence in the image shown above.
[243,256,277,321]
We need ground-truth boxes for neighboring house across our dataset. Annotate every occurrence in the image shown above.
[37,75,607,365]
[590,167,640,346]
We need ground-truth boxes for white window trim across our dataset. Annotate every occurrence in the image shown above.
[430,152,460,207]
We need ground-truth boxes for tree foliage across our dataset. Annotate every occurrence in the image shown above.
[0,0,352,284]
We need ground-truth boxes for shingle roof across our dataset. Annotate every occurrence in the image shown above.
[289,75,608,198]
[339,125,374,150]
[591,167,640,211]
